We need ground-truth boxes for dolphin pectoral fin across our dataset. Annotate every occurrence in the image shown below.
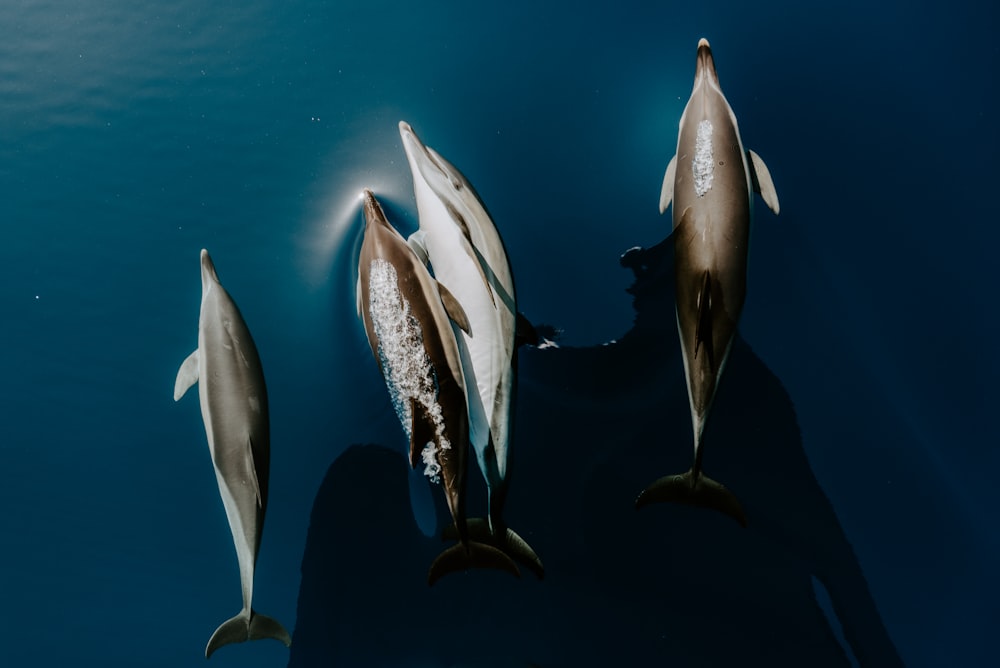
[205,609,291,658]
[436,281,472,336]
[635,469,747,527]
[694,270,714,367]
[659,155,677,214]
[356,273,362,318]
[442,518,545,579]
[427,540,521,586]
[748,149,780,215]
[409,401,435,469]
[174,350,200,401]
[406,229,430,266]
[248,609,292,647]
[515,311,539,347]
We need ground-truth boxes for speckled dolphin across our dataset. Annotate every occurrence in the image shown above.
[399,121,543,578]
[173,249,291,658]
[356,189,519,585]
[636,38,780,526]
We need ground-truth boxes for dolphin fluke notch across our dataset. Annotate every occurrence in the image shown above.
[205,610,292,659]
[427,540,521,586]
[635,470,747,527]
[442,518,545,579]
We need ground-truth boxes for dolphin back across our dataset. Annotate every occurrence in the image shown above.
[205,609,292,659]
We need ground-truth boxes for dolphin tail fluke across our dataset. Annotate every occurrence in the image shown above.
[427,540,521,586]
[498,526,544,579]
[635,469,747,527]
[442,518,545,579]
[249,611,292,646]
[205,610,291,659]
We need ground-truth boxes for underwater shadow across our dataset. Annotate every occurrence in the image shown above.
[289,238,903,667]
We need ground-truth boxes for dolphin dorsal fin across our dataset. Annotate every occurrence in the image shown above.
[659,155,677,214]
[174,349,200,401]
[694,270,714,369]
[246,435,262,509]
[748,150,780,215]
[437,281,472,336]
[444,201,496,308]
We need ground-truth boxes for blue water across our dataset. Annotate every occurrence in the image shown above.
[1,1,996,666]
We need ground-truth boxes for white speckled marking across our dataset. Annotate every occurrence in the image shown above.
[421,443,442,482]
[693,119,714,197]
[368,259,450,484]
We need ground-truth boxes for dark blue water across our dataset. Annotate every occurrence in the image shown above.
[1,1,996,666]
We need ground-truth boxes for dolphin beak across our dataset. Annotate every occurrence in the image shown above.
[398,120,425,168]
[695,37,719,86]
[200,248,220,288]
[361,188,387,228]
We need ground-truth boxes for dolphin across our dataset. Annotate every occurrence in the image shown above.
[173,249,291,658]
[356,189,519,585]
[399,121,543,578]
[635,38,780,526]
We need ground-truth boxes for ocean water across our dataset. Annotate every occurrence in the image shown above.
[1,1,996,666]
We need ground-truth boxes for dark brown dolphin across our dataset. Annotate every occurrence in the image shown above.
[356,189,519,584]
[636,38,780,526]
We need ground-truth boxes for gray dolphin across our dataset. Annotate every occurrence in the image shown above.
[174,249,291,657]
[356,189,519,585]
[399,121,543,578]
[636,38,780,526]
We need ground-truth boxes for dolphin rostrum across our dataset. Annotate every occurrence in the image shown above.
[399,121,543,577]
[174,249,291,657]
[356,189,519,585]
[636,38,780,526]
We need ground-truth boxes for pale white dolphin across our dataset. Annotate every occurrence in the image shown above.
[174,249,291,657]
[399,121,542,576]
[636,38,779,526]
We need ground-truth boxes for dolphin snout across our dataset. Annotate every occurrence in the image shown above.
[200,248,220,286]
[361,188,388,228]
[695,37,718,85]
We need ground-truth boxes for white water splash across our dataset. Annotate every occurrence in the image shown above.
[693,119,714,197]
[368,259,450,483]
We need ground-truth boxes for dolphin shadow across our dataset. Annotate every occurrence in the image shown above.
[289,239,903,667]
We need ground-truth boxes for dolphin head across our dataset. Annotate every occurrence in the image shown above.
[398,121,465,197]
[200,248,221,291]
[694,37,720,89]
